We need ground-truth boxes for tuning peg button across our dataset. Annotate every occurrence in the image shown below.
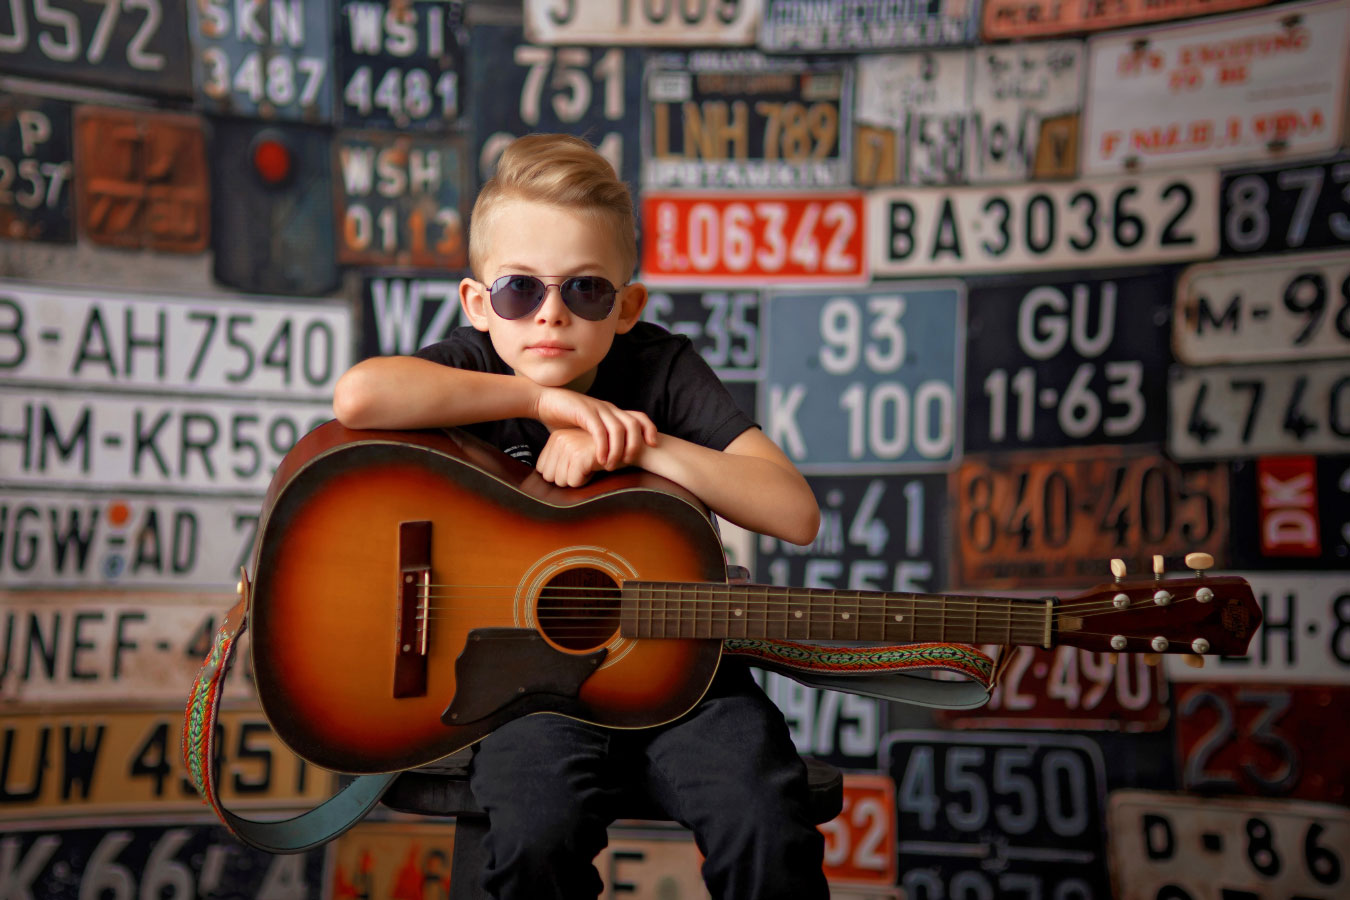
[1153,590,1172,606]
[1191,638,1211,654]
[1111,558,1127,581]
[1185,552,1214,575]
[1110,635,1128,651]
[1113,592,1131,608]
[1151,636,1169,652]
[1196,587,1214,603]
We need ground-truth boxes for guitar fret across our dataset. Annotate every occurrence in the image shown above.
[788,588,807,641]
[628,581,1041,650]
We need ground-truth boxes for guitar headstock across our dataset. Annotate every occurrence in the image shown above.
[1054,554,1261,657]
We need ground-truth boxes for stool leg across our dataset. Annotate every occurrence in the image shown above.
[449,815,492,900]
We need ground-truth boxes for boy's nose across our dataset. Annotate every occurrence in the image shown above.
[535,283,571,322]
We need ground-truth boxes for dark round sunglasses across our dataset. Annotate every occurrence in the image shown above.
[487,274,619,322]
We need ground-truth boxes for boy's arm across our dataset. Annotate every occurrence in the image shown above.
[633,427,820,547]
[333,356,537,429]
[332,356,656,466]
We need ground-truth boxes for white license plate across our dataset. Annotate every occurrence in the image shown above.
[1083,0,1350,174]
[0,590,256,706]
[855,41,1083,185]
[1166,573,1350,685]
[869,171,1217,275]
[0,279,350,399]
[0,490,258,588]
[524,0,762,45]
[0,388,331,493]
[1108,790,1350,900]
[1174,251,1350,364]
[1168,359,1350,458]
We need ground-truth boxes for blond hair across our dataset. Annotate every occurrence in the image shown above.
[468,134,637,278]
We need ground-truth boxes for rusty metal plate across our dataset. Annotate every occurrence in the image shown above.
[333,130,468,268]
[0,93,73,242]
[952,446,1230,589]
[74,107,209,254]
[1175,682,1350,804]
[0,0,193,96]
[187,0,335,122]
[936,645,1170,732]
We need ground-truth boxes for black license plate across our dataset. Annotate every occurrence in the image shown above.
[0,0,191,96]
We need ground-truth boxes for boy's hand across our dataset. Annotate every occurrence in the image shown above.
[535,427,607,487]
[534,388,657,472]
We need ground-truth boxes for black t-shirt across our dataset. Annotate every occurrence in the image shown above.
[413,322,755,466]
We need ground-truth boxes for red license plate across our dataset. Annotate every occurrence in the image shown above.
[641,191,867,284]
[820,774,897,886]
[1176,682,1350,804]
[952,446,1229,589]
[75,107,209,253]
[936,646,1169,731]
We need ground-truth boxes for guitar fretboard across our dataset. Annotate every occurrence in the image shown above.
[620,582,1053,647]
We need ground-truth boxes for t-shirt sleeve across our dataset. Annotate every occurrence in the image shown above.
[660,337,757,452]
[411,327,504,374]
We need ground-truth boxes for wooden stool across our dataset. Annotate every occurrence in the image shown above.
[380,748,844,899]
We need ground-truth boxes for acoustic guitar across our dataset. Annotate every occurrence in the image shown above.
[247,421,1261,774]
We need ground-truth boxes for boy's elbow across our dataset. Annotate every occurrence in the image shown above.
[779,501,821,547]
[331,369,379,429]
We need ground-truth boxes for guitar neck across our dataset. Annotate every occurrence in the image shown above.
[620,582,1054,648]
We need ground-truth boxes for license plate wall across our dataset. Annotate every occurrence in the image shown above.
[2,1,1348,897]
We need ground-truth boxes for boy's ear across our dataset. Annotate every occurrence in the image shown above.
[460,277,492,332]
[614,282,648,334]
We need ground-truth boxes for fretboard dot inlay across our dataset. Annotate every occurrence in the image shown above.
[793,610,803,618]
[894,615,904,622]
[734,609,743,616]
[841,612,850,620]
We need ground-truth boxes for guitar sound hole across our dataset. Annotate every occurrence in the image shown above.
[537,567,621,651]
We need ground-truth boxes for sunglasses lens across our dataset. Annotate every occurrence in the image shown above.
[488,275,617,321]
[561,276,616,321]
[489,275,546,319]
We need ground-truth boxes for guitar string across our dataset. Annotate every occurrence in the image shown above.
[396,593,1215,636]
[401,585,1214,622]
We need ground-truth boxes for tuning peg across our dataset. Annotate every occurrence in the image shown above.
[1185,552,1214,576]
[1110,558,1127,582]
[1182,654,1206,669]
[1153,555,1165,579]
[1108,652,1120,664]
[1142,653,1162,666]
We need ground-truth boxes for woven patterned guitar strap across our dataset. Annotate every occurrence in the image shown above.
[182,581,399,854]
[183,582,997,853]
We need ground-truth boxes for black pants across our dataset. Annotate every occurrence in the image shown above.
[467,664,829,899]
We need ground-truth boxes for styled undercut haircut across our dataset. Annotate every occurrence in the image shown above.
[468,134,637,279]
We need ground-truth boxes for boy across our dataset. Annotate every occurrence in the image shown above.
[333,134,827,899]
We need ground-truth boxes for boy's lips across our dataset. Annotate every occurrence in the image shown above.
[526,341,572,356]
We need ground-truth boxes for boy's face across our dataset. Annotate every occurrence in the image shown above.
[460,198,645,392]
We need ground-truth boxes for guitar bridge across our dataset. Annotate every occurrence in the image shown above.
[394,520,431,698]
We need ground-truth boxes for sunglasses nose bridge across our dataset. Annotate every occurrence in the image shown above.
[534,280,572,320]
